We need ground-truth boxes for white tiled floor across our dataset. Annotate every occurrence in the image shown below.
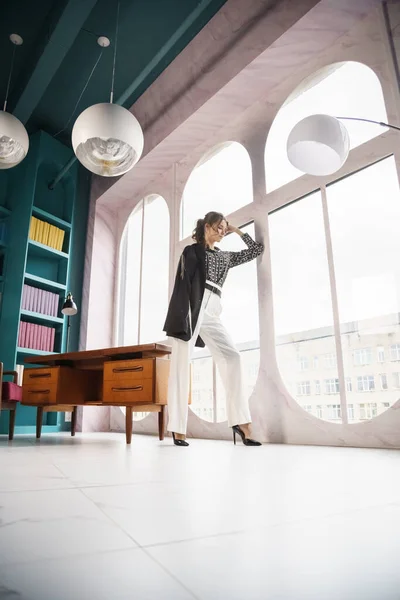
[0,433,400,599]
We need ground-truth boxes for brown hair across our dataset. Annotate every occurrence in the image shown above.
[192,211,226,245]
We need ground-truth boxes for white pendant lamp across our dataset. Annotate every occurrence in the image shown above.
[72,102,143,177]
[287,114,350,176]
[0,34,29,170]
[71,2,144,177]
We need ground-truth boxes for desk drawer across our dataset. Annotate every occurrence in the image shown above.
[103,378,153,404]
[104,359,154,382]
[22,383,57,405]
[23,367,59,386]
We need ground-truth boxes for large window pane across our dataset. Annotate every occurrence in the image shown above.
[269,191,341,422]
[181,142,253,239]
[265,62,388,192]
[327,157,400,422]
[119,203,142,345]
[119,195,169,346]
[140,196,170,343]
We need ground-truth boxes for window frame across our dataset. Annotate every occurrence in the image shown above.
[269,156,400,425]
[117,195,170,346]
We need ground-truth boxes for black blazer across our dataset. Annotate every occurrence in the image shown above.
[163,243,206,347]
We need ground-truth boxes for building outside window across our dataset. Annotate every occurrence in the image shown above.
[315,380,321,395]
[360,403,377,419]
[323,353,337,369]
[380,374,388,390]
[390,344,400,361]
[392,372,400,388]
[324,378,340,394]
[353,348,373,366]
[297,381,311,396]
[347,404,355,420]
[346,378,352,392]
[297,356,309,371]
[357,375,375,392]
[327,404,341,420]
[313,356,319,369]
[316,405,323,419]
[377,346,385,363]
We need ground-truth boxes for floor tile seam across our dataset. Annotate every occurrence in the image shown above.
[0,543,145,569]
[78,486,143,548]
[140,545,202,600]
[140,498,400,549]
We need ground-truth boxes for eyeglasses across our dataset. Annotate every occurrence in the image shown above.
[212,224,227,236]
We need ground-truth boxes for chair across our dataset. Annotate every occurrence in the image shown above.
[0,362,22,440]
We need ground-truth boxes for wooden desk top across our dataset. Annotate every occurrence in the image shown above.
[24,343,171,367]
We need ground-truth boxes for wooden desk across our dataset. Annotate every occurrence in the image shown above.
[22,343,171,444]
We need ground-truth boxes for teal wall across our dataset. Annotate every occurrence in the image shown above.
[0,131,90,435]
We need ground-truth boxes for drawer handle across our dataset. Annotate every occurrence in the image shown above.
[28,389,50,394]
[112,366,143,373]
[111,386,143,392]
[29,373,51,379]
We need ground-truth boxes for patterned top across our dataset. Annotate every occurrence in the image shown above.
[205,232,264,289]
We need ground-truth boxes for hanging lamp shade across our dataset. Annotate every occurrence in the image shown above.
[0,110,29,169]
[71,103,144,177]
[287,114,350,176]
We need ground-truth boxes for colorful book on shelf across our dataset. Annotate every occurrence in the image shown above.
[29,216,66,252]
[18,321,56,352]
[22,284,60,317]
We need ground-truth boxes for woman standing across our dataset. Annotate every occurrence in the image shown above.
[164,211,264,446]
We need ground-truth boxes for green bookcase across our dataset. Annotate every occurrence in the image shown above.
[0,130,90,435]
[0,205,12,325]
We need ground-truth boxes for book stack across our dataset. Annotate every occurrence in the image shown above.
[18,321,56,352]
[0,220,7,245]
[29,216,65,252]
[22,284,59,317]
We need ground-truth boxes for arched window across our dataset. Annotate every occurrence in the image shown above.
[181,142,258,423]
[118,194,169,345]
[265,62,388,192]
[269,156,400,424]
[180,142,253,239]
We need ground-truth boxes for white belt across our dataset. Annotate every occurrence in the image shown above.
[205,280,222,292]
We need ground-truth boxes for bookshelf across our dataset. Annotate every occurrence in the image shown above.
[0,130,91,436]
[0,203,11,323]
[17,187,73,359]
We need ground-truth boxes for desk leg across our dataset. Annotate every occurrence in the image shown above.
[125,406,133,444]
[71,407,77,437]
[8,407,16,441]
[158,406,165,441]
[36,407,44,439]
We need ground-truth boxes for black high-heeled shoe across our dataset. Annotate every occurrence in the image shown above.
[172,432,189,446]
[232,425,261,446]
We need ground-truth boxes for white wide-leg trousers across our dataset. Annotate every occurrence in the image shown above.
[167,289,251,434]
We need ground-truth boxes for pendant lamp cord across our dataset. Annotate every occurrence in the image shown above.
[53,49,104,138]
[3,44,16,111]
[110,0,120,103]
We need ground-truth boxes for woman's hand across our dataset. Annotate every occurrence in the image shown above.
[227,223,243,236]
